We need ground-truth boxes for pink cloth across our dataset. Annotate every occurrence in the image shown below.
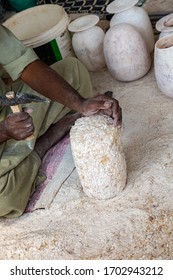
[26,134,70,212]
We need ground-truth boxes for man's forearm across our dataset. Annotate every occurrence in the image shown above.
[20,60,85,113]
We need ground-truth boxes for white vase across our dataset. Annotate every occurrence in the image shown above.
[155,13,173,39]
[68,15,106,71]
[154,35,173,98]
[103,23,151,82]
[106,0,154,53]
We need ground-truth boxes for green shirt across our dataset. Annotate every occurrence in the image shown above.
[0,24,38,81]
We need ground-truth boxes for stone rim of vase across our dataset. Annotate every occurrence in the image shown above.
[106,0,138,14]
[155,33,173,51]
[68,14,99,33]
[156,13,173,32]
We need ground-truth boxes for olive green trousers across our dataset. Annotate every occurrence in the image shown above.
[0,57,93,218]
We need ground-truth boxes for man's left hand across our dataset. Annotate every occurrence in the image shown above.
[80,94,122,127]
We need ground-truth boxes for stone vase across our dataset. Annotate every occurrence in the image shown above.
[154,35,173,98]
[68,15,106,71]
[106,0,154,53]
[155,13,173,39]
[103,23,151,82]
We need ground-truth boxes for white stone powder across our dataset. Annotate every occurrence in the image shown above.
[70,114,127,199]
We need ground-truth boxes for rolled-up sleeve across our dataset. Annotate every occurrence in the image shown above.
[0,25,39,80]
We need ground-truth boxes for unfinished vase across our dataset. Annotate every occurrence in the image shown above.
[106,0,154,53]
[70,114,127,200]
[103,23,151,82]
[155,35,173,98]
[68,15,106,71]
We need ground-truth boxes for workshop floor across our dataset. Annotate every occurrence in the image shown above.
[0,0,173,260]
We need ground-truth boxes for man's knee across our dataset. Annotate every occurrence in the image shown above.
[0,194,22,218]
[51,57,85,74]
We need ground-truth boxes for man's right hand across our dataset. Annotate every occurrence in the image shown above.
[0,112,34,142]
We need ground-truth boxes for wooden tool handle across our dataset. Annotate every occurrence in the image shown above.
[6,91,34,141]
[10,104,22,113]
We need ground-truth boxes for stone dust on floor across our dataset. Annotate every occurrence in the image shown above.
[1,0,173,261]
[0,62,173,260]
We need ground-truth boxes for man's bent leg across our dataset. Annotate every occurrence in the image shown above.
[51,57,93,100]
[0,151,41,218]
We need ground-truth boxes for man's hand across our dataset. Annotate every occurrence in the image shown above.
[1,112,34,141]
[80,94,122,127]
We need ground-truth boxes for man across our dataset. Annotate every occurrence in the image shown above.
[0,25,122,218]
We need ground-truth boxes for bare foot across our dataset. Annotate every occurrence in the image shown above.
[34,112,81,159]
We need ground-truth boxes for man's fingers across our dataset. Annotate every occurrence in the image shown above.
[113,104,122,127]
[104,91,113,97]
[103,100,113,108]
[88,99,113,112]
[7,112,30,122]
[23,107,33,114]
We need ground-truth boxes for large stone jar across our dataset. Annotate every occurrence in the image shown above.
[106,0,154,53]
[103,23,151,82]
[68,15,106,71]
[154,35,173,98]
[155,13,173,39]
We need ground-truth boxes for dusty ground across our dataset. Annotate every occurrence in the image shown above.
[0,0,173,260]
[0,63,173,260]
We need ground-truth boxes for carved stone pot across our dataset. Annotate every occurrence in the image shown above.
[107,0,154,53]
[155,34,173,98]
[68,15,106,71]
[103,23,151,82]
